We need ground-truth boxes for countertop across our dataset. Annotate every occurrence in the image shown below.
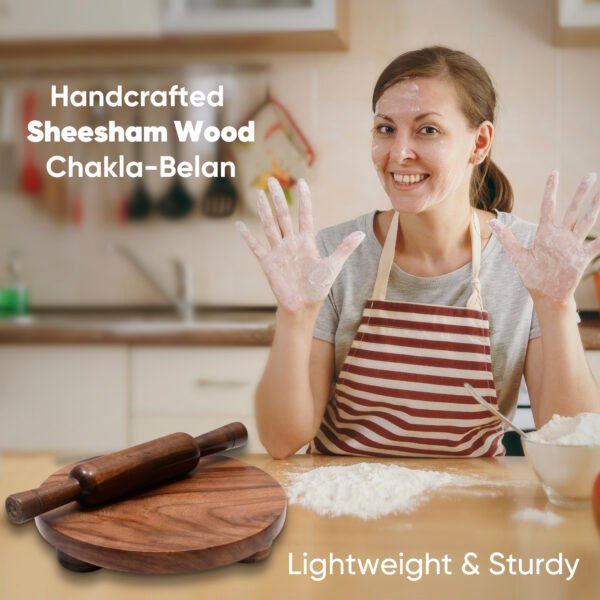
[0,307,276,346]
[1,452,598,599]
[2,309,600,349]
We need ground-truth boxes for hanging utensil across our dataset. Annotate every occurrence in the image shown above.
[231,90,314,217]
[67,153,85,227]
[0,88,18,192]
[113,108,131,225]
[200,107,237,218]
[19,90,43,197]
[157,111,194,219]
[40,100,69,221]
[126,179,153,221]
[125,112,152,222]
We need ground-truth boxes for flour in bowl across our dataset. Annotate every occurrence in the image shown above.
[285,463,459,520]
[527,413,600,445]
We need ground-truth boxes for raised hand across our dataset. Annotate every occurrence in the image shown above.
[236,178,365,311]
[489,170,600,303]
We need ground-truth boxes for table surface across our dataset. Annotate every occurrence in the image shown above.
[1,452,598,599]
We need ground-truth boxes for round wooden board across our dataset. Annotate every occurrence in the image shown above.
[34,454,287,574]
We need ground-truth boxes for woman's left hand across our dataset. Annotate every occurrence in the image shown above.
[489,170,600,304]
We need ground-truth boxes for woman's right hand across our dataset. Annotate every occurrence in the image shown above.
[236,177,365,311]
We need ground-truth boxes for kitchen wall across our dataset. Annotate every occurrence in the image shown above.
[1,0,600,309]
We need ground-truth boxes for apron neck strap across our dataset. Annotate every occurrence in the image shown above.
[466,209,484,311]
[372,209,485,311]
[373,211,399,300]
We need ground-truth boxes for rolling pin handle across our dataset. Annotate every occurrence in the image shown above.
[193,421,248,456]
[5,478,81,524]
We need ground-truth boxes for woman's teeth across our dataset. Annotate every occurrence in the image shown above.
[392,173,428,184]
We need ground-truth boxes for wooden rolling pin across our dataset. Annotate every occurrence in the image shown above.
[5,421,247,525]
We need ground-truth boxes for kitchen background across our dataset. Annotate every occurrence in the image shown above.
[1,0,600,308]
[1,0,600,455]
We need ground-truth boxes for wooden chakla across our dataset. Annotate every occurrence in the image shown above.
[34,455,287,574]
[5,423,288,574]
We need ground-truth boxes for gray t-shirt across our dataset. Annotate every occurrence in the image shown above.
[313,210,576,420]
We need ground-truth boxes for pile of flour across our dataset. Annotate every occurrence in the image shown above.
[285,463,459,520]
[512,507,563,527]
[526,413,600,445]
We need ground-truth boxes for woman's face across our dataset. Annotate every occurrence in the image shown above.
[371,76,485,214]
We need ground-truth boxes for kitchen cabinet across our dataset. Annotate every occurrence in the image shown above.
[0,0,348,56]
[585,350,600,380]
[2,343,599,455]
[554,0,600,46]
[514,351,600,432]
[0,345,128,453]
[0,344,268,454]
[130,346,269,452]
[161,0,348,50]
[0,0,161,41]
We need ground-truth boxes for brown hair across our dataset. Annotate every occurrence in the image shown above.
[372,46,513,213]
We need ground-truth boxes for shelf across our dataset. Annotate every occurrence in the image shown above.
[0,0,349,59]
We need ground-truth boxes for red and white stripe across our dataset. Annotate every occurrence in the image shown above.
[309,300,505,457]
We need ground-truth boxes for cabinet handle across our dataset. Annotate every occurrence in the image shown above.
[195,378,247,388]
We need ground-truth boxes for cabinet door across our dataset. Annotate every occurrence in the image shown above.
[0,345,128,453]
[0,0,161,40]
[586,351,600,381]
[130,346,269,452]
[131,415,264,454]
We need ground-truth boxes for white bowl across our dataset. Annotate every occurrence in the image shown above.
[523,438,600,508]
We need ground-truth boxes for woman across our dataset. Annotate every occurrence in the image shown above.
[236,46,600,459]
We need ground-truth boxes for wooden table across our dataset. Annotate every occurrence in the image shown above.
[1,452,598,599]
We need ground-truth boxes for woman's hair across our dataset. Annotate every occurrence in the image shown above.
[372,46,513,213]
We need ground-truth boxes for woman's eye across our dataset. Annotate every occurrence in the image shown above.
[375,124,394,134]
[419,126,439,135]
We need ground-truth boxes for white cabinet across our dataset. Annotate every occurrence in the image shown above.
[130,346,269,453]
[0,0,161,41]
[0,344,269,454]
[162,0,340,34]
[0,345,128,453]
[0,0,348,50]
[585,351,600,381]
[515,352,600,432]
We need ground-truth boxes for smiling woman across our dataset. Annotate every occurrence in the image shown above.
[236,46,600,460]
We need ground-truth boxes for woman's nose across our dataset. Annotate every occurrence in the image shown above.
[390,136,416,161]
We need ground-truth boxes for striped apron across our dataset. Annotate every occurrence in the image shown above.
[309,210,505,458]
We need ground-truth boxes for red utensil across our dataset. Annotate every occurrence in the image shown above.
[115,193,129,225]
[19,91,43,197]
